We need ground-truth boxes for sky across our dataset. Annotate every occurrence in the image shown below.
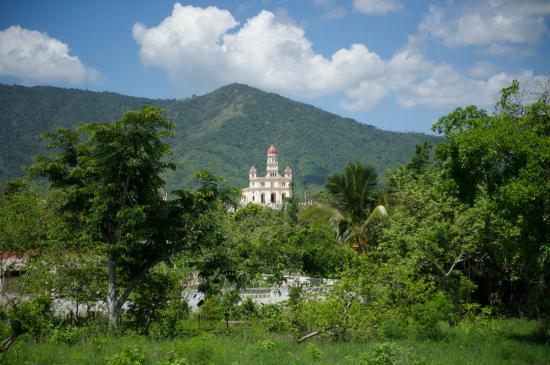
[0,0,549,134]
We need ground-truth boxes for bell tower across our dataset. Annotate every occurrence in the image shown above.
[266,144,279,177]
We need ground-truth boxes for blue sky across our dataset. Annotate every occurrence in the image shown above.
[1,0,549,133]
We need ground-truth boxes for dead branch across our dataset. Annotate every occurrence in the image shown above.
[444,253,467,278]
[297,330,322,343]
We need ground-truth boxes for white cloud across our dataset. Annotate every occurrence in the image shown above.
[341,81,388,111]
[387,49,539,109]
[353,0,402,15]
[133,3,545,112]
[0,25,98,84]
[416,1,550,52]
[133,3,383,100]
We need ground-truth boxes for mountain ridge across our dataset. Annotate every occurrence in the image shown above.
[0,83,439,191]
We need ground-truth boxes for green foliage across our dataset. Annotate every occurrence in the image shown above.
[413,292,454,340]
[300,161,387,250]
[105,347,145,365]
[126,263,188,335]
[306,343,324,359]
[2,318,550,364]
[0,180,52,254]
[29,106,234,324]
[7,295,53,337]
[228,203,353,279]
[21,250,105,322]
[431,81,550,319]
[49,325,86,345]
[326,161,379,224]
[359,343,418,365]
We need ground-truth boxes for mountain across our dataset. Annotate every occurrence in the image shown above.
[0,83,439,191]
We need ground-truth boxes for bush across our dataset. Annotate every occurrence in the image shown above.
[50,325,85,344]
[234,298,257,319]
[413,292,454,340]
[306,343,324,359]
[359,342,420,365]
[378,319,409,340]
[126,269,183,335]
[156,298,190,338]
[105,347,145,365]
[199,297,224,324]
[8,295,53,337]
[258,305,291,333]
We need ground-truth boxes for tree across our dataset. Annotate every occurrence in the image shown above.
[300,161,387,250]
[432,80,550,321]
[30,106,233,325]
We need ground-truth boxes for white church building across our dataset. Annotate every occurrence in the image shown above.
[241,145,292,209]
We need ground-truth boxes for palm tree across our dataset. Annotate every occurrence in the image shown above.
[300,162,387,251]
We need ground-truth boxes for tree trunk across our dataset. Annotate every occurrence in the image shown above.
[107,252,119,325]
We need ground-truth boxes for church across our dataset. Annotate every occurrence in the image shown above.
[241,145,292,209]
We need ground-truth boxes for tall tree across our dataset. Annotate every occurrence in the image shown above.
[30,106,232,324]
[300,161,387,250]
[432,81,550,320]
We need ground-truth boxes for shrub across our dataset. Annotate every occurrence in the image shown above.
[50,325,85,344]
[378,319,409,340]
[306,343,324,359]
[413,292,454,340]
[8,295,53,337]
[156,298,190,338]
[359,342,420,365]
[105,347,145,365]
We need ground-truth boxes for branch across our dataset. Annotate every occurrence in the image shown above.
[444,253,467,278]
[297,331,322,344]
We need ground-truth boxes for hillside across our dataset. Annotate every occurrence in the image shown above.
[0,83,439,191]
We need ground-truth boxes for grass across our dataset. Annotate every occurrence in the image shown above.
[2,319,549,365]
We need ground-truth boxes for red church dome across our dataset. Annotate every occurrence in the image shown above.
[267,144,277,155]
[249,166,257,173]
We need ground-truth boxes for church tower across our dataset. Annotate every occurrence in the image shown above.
[266,144,279,177]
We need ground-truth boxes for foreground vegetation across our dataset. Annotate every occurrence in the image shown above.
[0,81,548,363]
[3,318,549,365]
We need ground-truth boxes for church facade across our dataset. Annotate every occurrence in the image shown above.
[241,145,292,209]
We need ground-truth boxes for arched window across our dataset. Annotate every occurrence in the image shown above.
[261,193,265,203]
[282,193,286,201]
[271,193,276,203]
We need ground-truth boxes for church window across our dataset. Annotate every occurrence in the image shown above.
[282,193,286,200]
[270,193,276,203]
[261,193,265,203]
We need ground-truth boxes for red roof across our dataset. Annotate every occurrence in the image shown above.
[267,144,277,155]
[249,166,257,173]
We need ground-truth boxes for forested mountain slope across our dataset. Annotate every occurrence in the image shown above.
[0,83,439,190]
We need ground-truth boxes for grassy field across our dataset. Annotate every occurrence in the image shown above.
[3,319,549,365]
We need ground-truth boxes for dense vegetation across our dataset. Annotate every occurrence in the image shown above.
[0,83,438,190]
[0,81,548,364]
